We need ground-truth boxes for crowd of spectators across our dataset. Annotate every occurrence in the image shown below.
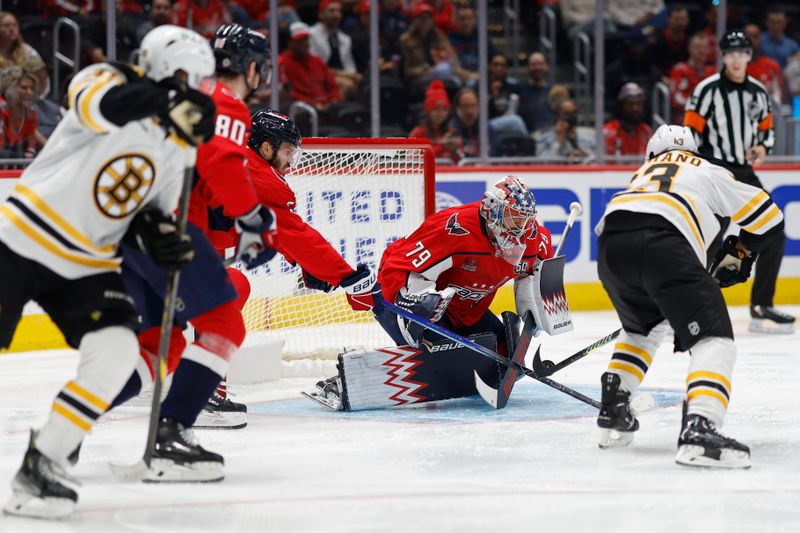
[2,1,800,162]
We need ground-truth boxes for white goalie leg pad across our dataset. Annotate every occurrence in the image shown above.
[686,337,736,427]
[36,326,138,465]
[608,321,670,395]
[340,347,427,410]
[515,256,573,335]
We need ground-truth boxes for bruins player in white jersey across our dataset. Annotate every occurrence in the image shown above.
[1,26,216,518]
[594,125,784,469]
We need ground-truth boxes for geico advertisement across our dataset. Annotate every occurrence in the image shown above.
[436,168,800,282]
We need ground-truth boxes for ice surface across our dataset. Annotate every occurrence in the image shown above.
[1,307,798,532]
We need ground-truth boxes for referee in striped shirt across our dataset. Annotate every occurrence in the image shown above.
[684,30,795,333]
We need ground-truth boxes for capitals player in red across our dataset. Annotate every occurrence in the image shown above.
[244,108,380,310]
[99,24,277,481]
[308,176,554,411]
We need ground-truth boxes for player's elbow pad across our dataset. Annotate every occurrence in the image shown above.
[99,82,170,127]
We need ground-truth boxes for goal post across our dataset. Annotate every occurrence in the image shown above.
[237,138,436,363]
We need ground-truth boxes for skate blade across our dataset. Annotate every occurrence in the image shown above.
[3,491,75,519]
[675,445,751,469]
[598,428,634,449]
[301,391,342,411]
[109,459,152,482]
[748,319,795,335]
[194,410,247,430]
[142,458,224,483]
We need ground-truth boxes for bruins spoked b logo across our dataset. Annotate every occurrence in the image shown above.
[94,153,155,219]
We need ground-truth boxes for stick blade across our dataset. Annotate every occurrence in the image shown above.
[531,345,555,377]
[474,371,499,408]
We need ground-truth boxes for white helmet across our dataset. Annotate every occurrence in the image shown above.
[138,25,215,89]
[645,124,698,160]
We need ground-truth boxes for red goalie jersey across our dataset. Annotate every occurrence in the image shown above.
[379,202,553,329]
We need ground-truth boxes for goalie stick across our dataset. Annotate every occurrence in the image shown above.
[111,146,197,482]
[382,299,601,409]
[530,328,621,377]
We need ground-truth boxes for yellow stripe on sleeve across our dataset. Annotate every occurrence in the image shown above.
[0,206,120,270]
[609,194,704,253]
[76,71,123,133]
[52,402,92,431]
[743,204,781,234]
[13,184,115,255]
[65,381,109,412]
[731,191,768,223]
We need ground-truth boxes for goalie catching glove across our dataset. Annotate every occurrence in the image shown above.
[234,206,278,269]
[709,235,755,288]
[395,288,455,347]
[123,207,195,268]
[340,264,381,311]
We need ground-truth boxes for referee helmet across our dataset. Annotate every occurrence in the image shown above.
[719,30,752,53]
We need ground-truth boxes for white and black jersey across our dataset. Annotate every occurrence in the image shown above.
[595,150,784,266]
[684,73,774,166]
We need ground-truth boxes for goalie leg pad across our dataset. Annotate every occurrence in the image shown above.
[323,333,501,411]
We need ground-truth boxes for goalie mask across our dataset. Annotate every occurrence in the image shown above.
[479,176,537,265]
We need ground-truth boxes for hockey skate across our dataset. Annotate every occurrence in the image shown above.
[597,372,639,449]
[675,406,750,469]
[4,431,79,519]
[143,418,224,483]
[748,305,796,334]
[302,376,345,411]
[194,390,247,430]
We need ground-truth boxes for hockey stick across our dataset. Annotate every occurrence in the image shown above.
[110,146,197,482]
[554,201,582,257]
[530,328,621,377]
[382,300,601,409]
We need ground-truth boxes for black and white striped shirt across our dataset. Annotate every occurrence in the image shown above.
[684,73,775,167]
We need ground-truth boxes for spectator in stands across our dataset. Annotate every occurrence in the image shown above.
[0,12,48,93]
[607,0,663,33]
[745,23,786,104]
[136,0,172,44]
[0,70,43,158]
[310,0,362,101]
[449,87,479,157]
[761,9,800,69]
[649,5,690,77]
[280,21,341,111]
[24,55,61,139]
[785,50,800,98]
[537,99,596,162]
[488,53,521,119]
[381,0,410,47]
[229,0,269,27]
[519,52,553,135]
[409,0,456,34]
[668,32,715,122]
[603,82,652,157]
[605,29,659,112]
[172,0,231,39]
[400,3,461,87]
[409,80,462,162]
[559,0,616,41]
[448,4,490,80]
[43,0,97,17]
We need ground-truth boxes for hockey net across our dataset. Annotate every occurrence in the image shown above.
[236,138,435,363]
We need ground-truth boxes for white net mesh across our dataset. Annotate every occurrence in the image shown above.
[236,140,433,360]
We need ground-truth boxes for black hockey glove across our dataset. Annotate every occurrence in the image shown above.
[341,264,381,311]
[302,270,334,292]
[395,288,455,347]
[709,235,756,288]
[159,78,216,146]
[123,207,195,268]
[234,206,278,269]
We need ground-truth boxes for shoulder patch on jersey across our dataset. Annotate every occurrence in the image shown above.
[445,213,470,236]
[94,153,156,219]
